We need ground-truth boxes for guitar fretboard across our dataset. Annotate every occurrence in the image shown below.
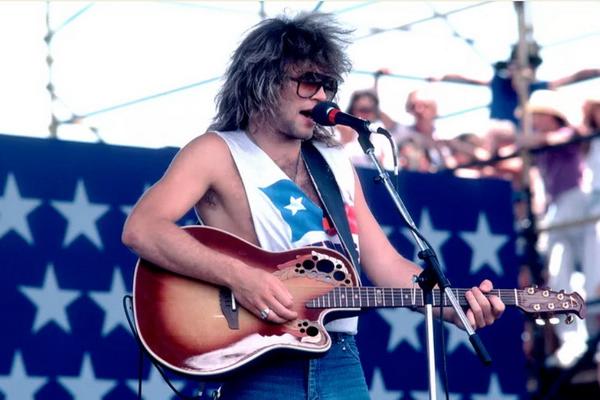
[305,287,522,309]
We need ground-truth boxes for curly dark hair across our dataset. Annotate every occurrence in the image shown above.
[209,12,352,143]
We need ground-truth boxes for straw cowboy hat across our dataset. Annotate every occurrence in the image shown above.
[519,89,570,125]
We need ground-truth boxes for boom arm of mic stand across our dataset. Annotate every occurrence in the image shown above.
[356,128,492,367]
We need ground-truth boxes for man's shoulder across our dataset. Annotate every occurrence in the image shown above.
[176,131,235,166]
[185,131,230,151]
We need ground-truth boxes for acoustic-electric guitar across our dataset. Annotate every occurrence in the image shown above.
[132,225,585,376]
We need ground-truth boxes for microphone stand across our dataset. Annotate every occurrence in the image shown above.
[356,127,491,400]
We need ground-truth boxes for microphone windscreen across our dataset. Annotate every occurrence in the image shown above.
[311,101,339,126]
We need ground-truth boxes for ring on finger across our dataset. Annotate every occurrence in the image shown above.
[259,307,271,320]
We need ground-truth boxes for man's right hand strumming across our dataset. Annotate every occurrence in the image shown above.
[230,265,298,324]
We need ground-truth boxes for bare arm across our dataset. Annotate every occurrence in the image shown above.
[548,68,600,89]
[123,134,237,285]
[122,133,297,323]
[377,110,398,131]
[436,73,489,86]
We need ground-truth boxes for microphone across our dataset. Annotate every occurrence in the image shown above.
[310,101,388,136]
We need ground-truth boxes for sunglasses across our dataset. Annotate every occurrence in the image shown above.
[289,72,338,101]
[355,107,376,114]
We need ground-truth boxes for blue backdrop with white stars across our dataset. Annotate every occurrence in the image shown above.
[0,134,526,399]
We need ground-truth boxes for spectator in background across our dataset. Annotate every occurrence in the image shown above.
[521,90,590,368]
[390,88,455,172]
[435,41,600,126]
[582,98,600,395]
[337,90,396,170]
[582,97,600,201]
[482,120,533,194]
[445,132,491,178]
[580,97,600,336]
[485,120,518,157]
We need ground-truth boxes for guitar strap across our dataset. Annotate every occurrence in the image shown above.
[301,141,362,275]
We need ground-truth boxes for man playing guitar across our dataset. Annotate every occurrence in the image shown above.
[122,12,505,399]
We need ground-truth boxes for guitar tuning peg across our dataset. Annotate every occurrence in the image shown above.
[565,314,575,325]
[548,316,560,325]
[535,317,546,326]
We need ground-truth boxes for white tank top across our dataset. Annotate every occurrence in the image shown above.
[214,130,360,333]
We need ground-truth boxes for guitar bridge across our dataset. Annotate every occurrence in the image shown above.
[219,287,239,330]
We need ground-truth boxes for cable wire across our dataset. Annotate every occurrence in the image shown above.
[80,77,221,119]
[122,295,204,400]
[52,2,95,35]
[352,1,493,41]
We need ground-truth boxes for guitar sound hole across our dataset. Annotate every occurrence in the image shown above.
[303,260,315,270]
[316,259,334,273]
[306,326,319,337]
[333,271,346,281]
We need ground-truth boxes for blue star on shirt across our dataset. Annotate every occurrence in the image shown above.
[260,179,323,242]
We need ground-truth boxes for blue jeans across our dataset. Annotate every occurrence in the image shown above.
[219,333,370,400]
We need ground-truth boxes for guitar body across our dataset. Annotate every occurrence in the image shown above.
[133,226,360,376]
[134,226,586,377]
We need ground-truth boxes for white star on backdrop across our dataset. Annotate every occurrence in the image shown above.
[58,353,117,400]
[445,323,475,355]
[120,203,134,217]
[20,263,80,333]
[0,351,47,399]
[458,212,509,276]
[368,368,403,400]
[380,224,395,237]
[284,196,306,216]
[471,373,518,400]
[51,179,110,249]
[378,308,423,352]
[409,373,463,400]
[89,266,131,336]
[126,365,186,400]
[0,173,41,244]
[401,208,452,267]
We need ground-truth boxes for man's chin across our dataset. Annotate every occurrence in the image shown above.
[288,128,314,141]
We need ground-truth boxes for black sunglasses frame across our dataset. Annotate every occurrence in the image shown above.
[289,72,338,101]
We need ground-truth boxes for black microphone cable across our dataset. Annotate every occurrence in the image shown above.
[123,295,208,399]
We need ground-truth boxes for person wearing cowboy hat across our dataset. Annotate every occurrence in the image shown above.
[522,89,592,368]
[580,96,600,343]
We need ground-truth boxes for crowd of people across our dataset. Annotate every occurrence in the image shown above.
[338,46,600,376]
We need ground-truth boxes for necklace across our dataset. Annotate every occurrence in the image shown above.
[290,153,303,183]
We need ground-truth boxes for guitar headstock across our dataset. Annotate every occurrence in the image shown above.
[518,287,586,325]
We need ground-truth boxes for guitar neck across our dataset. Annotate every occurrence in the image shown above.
[305,287,522,309]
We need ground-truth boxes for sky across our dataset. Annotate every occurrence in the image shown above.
[1,0,599,149]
